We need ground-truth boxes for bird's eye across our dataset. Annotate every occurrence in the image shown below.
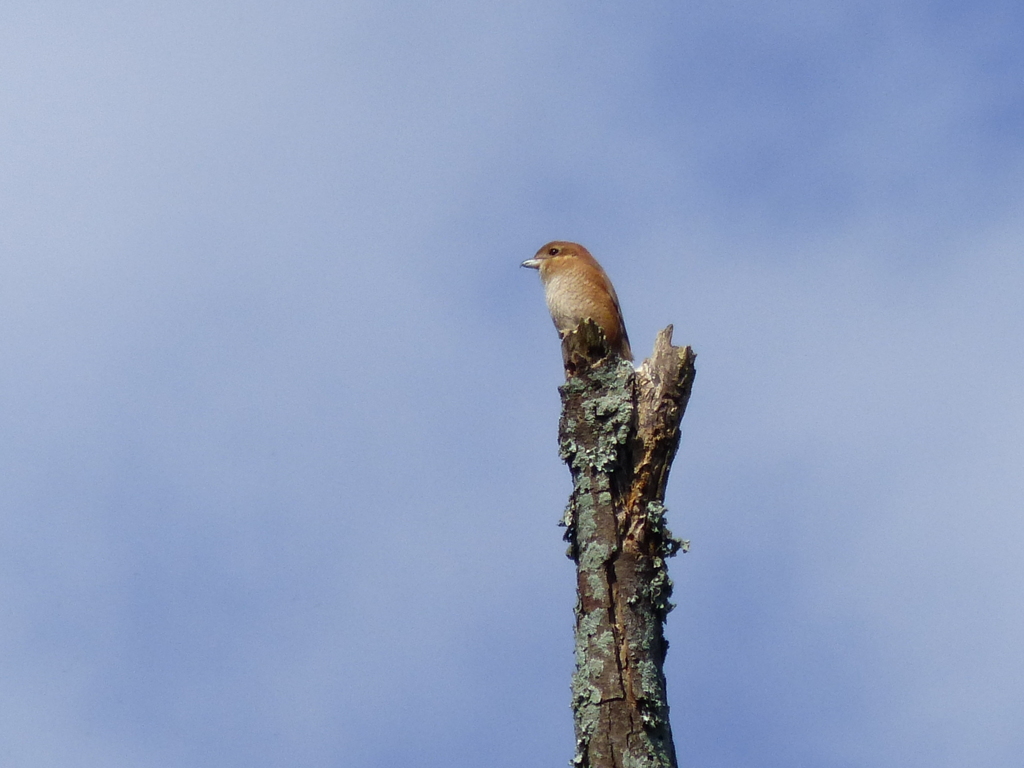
[548,247,559,255]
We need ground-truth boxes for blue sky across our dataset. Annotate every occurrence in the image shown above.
[2,1,1023,766]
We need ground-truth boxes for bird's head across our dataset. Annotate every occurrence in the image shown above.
[521,241,596,274]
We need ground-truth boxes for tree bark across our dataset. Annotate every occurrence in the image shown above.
[557,320,696,768]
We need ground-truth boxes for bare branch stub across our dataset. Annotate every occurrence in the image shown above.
[560,319,620,376]
[557,321,696,768]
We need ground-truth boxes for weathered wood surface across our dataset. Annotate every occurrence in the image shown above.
[558,320,696,768]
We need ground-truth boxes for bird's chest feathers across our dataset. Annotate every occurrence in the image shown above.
[542,270,596,332]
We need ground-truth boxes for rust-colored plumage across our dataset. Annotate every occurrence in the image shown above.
[521,241,632,361]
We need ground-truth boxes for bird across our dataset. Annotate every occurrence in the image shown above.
[521,241,632,361]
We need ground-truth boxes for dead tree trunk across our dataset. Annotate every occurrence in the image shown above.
[557,320,696,768]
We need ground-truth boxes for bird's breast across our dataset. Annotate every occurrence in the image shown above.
[542,270,591,333]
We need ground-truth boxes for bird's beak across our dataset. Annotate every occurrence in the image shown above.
[521,258,541,269]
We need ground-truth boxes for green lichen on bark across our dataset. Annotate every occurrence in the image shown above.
[558,353,635,557]
[638,501,686,619]
[558,357,634,472]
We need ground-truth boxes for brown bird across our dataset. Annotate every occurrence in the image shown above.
[521,241,632,361]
